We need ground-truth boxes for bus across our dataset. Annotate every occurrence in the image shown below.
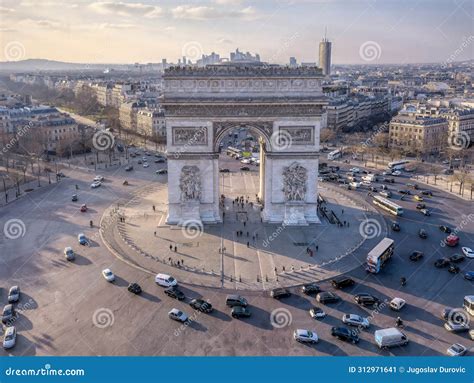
[463,296,474,316]
[327,149,342,160]
[372,195,404,216]
[226,147,242,158]
[366,237,395,274]
[388,160,410,171]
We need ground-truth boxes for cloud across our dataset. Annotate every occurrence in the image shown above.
[0,6,15,13]
[172,5,258,20]
[89,1,162,18]
[217,37,233,44]
[98,23,136,30]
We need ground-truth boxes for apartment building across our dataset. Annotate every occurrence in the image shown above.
[136,109,166,139]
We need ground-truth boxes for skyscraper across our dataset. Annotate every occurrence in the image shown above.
[319,28,331,76]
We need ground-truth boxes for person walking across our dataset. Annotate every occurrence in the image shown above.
[174,246,177,252]
[169,244,173,251]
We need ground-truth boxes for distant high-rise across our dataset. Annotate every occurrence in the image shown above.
[319,28,331,76]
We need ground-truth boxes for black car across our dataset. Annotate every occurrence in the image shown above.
[271,288,291,299]
[164,287,185,300]
[370,187,378,192]
[331,276,355,289]
[409,251,424,261]
[240,166,250,171]
[434,258,450,268]
[398,189,411,195]
[416,203,426,210]
[316,292,340,304]
[449,254,465,263]
[448,264,460,274]
[219,168,230,173]
[189,299,213,313]
[331,327,359,344]
[301,283,321,295]
[231,306,251,318]
[439,225,452,234]
[418,229,427,239]
[72,194,78,202]
[421,190,433,196]
[391,222,401,232]
[125,165,133,171]
[354,293,379,306]
[154,158,166,163]
[127,283,142,294]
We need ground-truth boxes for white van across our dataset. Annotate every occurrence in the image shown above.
[374,328,408,349]
[155,273,177,287]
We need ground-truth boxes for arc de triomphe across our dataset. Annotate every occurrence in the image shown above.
[162,64,327,226]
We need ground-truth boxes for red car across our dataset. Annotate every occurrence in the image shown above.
[80,204,88,212]
[445,234,459,247]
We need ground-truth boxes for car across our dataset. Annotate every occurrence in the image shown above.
[416,203,426,210]
[127,283,142,294]
[293,329,318,344]
[78,233,87,245]
[64,246,75,261]
[156,169,168,175]
[2,304,15,324]
[155,273,178,287]
[231,306,251,318]
[309,307,326,319]
[434,258,450,268]
[154,158,166,163]
[316,292,340,304]
[413,195,423,202]
[124,165,133,171]
[331,327,359,344]
[382,171,392,176]
[7,286,20,303]
[3,326,16,349]
[380,184,388,190]
[406,183,419,190]
[331,276,355,289]
[164,287,185,300]
[398,189,410,195]
[102,269,115,282]
[449,254,465,263]
[350,167,360,173]
[240,159,251,164]
[142,162,149,168]
[448,264,460,274]
[390,297,406,311]
[137,159,142,164]
[354,293,379,306]
[447,343,468,356]
[71,194,78,202]
[439,225,452,233]
[369,186,378,192]
[445,234,459,247]
[142,156,147,161]
[189,299,213,313]
[380,190,392,198]
[301,283,321,295]
[168,308,188,323]
[420,208,430,216]
[462,247,474,258]
[271,288,291,299]
[342,314,370,329]
[464,271,474,281]
[392,170,401,176]
[240,166,250,171]
[57,172,66,178]
[90,181,101,188]
[444,322,469,333]
[94,175,104,182]
[409,251,424,261]
[421,190,433,196]
[391,222,401,232]
[418,229,428,239]
[80,204,87,212]
[219,168,230,173]
[226,295,248,307]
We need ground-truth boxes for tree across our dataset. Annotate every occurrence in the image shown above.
[75,87,100,116]
[320,128,335,144]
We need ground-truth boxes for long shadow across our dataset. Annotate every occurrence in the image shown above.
[73,253,93,266]
[317,338,348,356]
[209,309,232,322]
[15,293,38,311]
[113,275,129,288]
[241,305,272,330]
[272,294,312,310]
[5,334,37,356]
[138,291,161,303]
[187,320,208,332]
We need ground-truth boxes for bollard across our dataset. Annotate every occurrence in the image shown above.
[239,275,242,282]
[265,275,268,282]
[257,275,260,282]
[230,275,233,282]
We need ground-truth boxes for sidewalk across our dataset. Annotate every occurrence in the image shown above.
[411,174,473,201]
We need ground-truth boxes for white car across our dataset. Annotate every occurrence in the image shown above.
[392,170,402,176]
[390,297,406,311]
[293,329,318,344]
[3,326,16,349]
[462,247,474,258]
[342,314,370,328]
[240,159,251,164]
[143,162,149,168]
[382,171,392,176]
[168,308,188,323]
[309,307,326,319]
[90,181,101,188]
[350,167,360,173]
[94,175,104,182]
[349,181,361,188]
[102,269,115,282]
[447,343,467,356]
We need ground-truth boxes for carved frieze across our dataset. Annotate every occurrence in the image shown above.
[282,162,307,202]
[279,126,314,145]
[179,165,201,202]
[172,127,208,146]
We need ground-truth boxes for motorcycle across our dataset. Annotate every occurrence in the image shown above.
[123,180,129,186]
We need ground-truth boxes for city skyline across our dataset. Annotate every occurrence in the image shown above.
[0,0,472,65]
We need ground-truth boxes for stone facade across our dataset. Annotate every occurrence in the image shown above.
[162,64,327,226]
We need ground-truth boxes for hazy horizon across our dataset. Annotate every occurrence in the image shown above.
[0,0,472,65]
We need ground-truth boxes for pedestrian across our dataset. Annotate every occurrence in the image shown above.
[168,257,172,263]
[232,201,235,206]
[347,221,350,227]
[274,267,277,274]
[306,247,309,254]
[223,212,225,218]
[342,209,344,214]
[247,241,249,247]
[316,245,319,251]
[169,244,173,250]
[152,205,155,212]
[174,246,177,252]
[181,259,184,265]
[154,231,156,236]
[255,233,258,239]
[247,231,249,237]
[252,235,255,241]
[282,266,285,272]
[244,221,246,227]
[310,250,313,257]
[344,220,346,226]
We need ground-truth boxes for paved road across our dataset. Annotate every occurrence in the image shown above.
[0,149,472,356]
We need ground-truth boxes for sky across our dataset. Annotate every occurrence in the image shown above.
[0,0,473,65]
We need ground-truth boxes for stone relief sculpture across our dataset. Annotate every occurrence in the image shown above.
[172,127,207,146]
[179,166,202,202]
[282,163,307,202]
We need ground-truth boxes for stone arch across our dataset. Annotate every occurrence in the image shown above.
[212,121,273,152]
